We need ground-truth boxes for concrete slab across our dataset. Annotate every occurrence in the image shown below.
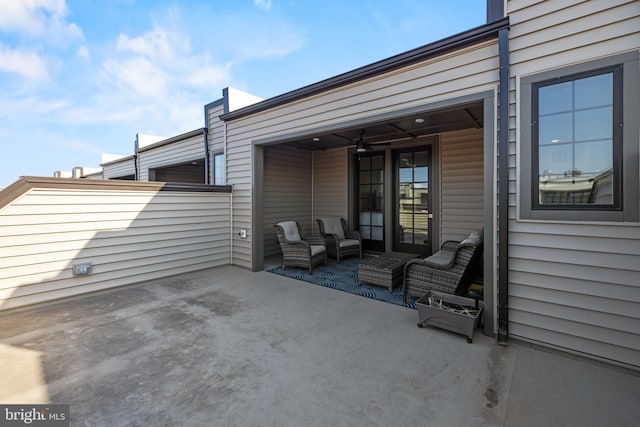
[0,266,638,426]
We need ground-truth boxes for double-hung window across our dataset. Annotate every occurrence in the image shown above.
[520,53,639,222]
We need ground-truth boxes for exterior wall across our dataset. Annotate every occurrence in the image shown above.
[139,133,205,181]
[103,158,135,179]
[225,40,500,269]
[440,128,485,243]
[0,179,232,311]
[208,103,226,154]
[508,0,640,368]
[313,148,349,234]
[263,145,312,257]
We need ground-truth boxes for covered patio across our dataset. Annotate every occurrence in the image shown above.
[2,266,638,426]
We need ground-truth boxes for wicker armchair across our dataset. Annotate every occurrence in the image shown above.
[402,228,483,303]
[316,217,362,263]
[274,221,327,274]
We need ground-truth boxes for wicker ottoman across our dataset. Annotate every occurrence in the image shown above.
[358,252,418,292]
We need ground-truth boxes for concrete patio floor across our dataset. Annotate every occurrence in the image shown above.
[1,265,639,426]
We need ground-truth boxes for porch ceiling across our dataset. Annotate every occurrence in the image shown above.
[287,101,483,151]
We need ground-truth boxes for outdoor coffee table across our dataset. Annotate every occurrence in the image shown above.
[358,252,419,292]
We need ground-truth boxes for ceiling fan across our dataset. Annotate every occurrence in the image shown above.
[355,129,369,153]
[354,129,391,152]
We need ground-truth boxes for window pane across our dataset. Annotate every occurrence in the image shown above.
[359,185,371,198]
[539,81,573,114]
[371,227,383,241]
[539,144,572,176]
[574,140,612,175]
[371,169,383,184]
[371,212,383,226]
[539,113,573,145]
[371,155,384,169]
[371,184,383,198]
[360,226,371,240]
[214,154,225,185]
[360,212,370,226]
[360,157,371,170]
[414,166,428,182]
[399,168,412,183]
[575,106,613,141]
[575,73,613,109]
[360,171,370,184]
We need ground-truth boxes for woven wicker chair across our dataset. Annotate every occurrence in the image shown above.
[274,221,327,274]
[316,217,362,263]
[402,228,483,303]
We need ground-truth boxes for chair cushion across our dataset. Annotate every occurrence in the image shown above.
[338,239,360,248]
[320,217,345,240]
[461,227,484,247]
[423,249,456,268]
[310,245,326,256]
[278,221,301,242]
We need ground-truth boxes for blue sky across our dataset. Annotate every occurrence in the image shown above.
[0,0,485,189]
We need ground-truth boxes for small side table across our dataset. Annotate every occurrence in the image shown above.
[358,252,419,292]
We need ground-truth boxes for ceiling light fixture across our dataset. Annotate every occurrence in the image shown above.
[312,137,320,142]
[415,118,425,124]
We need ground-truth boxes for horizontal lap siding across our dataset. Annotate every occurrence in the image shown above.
[263,145,312,257]
[0,187,231,310]
[139,134,205,181]
[208,103,225,153]
[440,128,484,243]
[508,0,640,368]
[226,42,500,268]
[313,148,348,234]
[103,159,135,179]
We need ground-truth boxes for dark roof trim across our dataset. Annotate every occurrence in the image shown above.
[0,177,231,210]
[138,128,205,153]
[221,17,509,121]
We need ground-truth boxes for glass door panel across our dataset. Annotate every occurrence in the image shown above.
[396,149,432,256]
[357,153,385,252]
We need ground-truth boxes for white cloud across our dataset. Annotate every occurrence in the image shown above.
[0,0,83,44]
[0,43,49,81]
[254,0,272,11]
[102,56,168,99]
[116,28,176,61]
[77,46,90,61]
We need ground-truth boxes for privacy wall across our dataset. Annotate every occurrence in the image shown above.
[0,178,232,310]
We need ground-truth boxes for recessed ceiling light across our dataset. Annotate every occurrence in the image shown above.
[415,118,425,123]
[312,137,320,142]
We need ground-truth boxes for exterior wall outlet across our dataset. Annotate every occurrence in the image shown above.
[238,229,247,238]
[72,263,93,276]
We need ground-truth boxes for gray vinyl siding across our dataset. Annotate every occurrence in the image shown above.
[440,128,484,243]
[0,185,231,310]
[226,40,500,269]
[263,145,312,257]
[139,134,205,181]
[103,158,135,180]
[208,103,226,153]
[509,0,640,368]
[313,148,349,234]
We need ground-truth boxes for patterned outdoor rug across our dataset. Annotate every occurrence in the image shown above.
[267,256,417,309]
